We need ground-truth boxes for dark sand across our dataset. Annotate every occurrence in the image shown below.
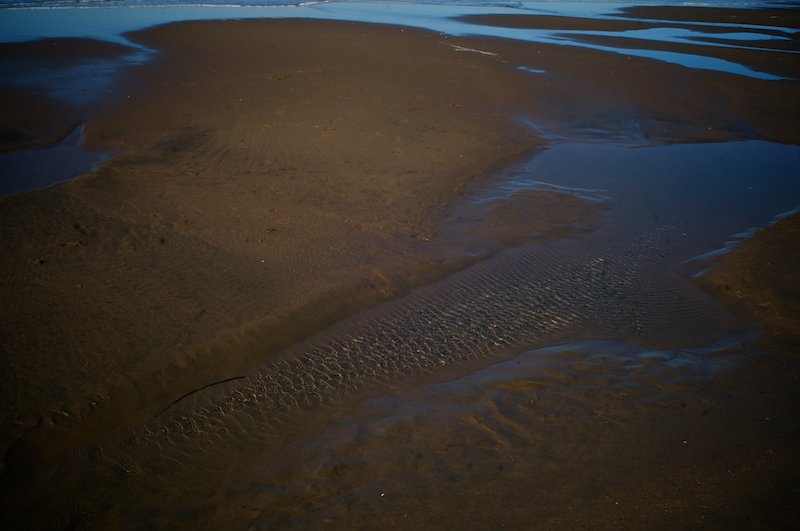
[0,38,141,154]
[698,211,800,350]
[1,9,799,530]
[0,20,553,463]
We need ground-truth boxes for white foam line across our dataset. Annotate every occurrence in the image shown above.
[442,42,499,56]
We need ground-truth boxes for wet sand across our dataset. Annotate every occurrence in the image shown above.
[698,210,800,351]
[0,37,141,154]
[1,8,799,530]
[0,19,554,464]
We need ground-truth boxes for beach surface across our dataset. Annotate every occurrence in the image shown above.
[1,7,799,530]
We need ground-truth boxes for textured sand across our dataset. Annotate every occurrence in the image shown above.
[1,9,799,530]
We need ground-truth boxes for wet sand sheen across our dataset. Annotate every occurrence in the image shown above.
[9,139,797,529]
[1,19,551,462]
[1,9,799,530]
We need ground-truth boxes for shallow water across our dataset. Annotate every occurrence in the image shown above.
[2,1,797,81]
[0,125,105,196]
[159,143,799,531]
[1,4,799,530]
[4,140,798,529]
[234,334,799,530]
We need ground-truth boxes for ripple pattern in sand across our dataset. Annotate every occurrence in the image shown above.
[9,141,800,530]
[123,205,729,468]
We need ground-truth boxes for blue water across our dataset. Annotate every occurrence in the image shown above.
[1,0,796,46]
[1,0,797,195]
[1,2,798,526]
[0,0,790,8]
[1,0,797,75]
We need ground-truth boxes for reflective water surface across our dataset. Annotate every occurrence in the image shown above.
[1,5,799,530]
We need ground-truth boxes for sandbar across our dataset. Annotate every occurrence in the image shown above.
[1,9,799,530]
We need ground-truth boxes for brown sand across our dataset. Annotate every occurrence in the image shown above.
[0,87,79,154]
[241,212,800,531]
[461,6,800,31]
[231,336,799,531]
[2,19,555,465]
[457,12,800,87]
[1,9,799,530]
[615,5,800,29]
[0,38,140,154]
[698,211,800,351]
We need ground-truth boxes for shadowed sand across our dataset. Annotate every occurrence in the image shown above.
[1,8,800,531]
[0,38,143,154]
[0,18,559,468]
[249,209,799,531]
[698,210,800,350]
